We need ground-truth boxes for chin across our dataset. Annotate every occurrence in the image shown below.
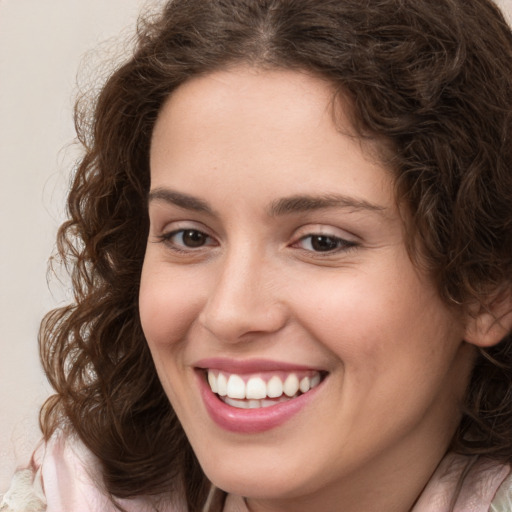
[197,445,321,500]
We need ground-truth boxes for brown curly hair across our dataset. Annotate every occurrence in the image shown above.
[40,0,512,509]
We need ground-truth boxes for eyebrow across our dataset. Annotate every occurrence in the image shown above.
[148,188,215,215]
[269,194,386,216]
[148,188,386,217]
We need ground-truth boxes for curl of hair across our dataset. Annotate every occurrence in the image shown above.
[40,0,512,509]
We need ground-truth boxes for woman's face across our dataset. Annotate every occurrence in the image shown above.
[140,68,475,509]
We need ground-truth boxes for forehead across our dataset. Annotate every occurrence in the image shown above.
[151,67,337,161]
[157,67,335,122]
[152,68,391,178]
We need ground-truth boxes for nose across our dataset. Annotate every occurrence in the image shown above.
[198,246,288,343]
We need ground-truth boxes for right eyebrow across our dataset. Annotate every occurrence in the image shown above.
[269,193,386,217]
[147,188,215,215]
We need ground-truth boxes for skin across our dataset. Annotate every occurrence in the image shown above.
[139,67,477,512]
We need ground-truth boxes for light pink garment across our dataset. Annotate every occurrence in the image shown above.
[0,431,186,512]
[412,452,511,512]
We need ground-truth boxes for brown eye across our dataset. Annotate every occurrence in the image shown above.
[160,228,213,249]
[181,229,208,247]
[310,235,340,252]
[296,234,356,253]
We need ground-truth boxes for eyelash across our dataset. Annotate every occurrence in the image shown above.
[293,234,358,254]
[156,229,216,252]
[157,228,357,255]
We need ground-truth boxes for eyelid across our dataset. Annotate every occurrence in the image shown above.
[290,225,360,254]
[158,228,213,242]
[154,221,219,251]
[292,224,358,243]
[154,218,213,237]
[293,234,357,252]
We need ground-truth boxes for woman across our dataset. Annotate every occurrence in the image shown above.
[2,0,512,510]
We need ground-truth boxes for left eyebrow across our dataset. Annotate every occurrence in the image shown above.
[268,194,386,216]
[148,188,215,215]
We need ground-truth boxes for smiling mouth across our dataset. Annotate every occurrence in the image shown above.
[205,369,325,409]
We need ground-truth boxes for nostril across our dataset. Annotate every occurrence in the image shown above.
[198,301,287,343]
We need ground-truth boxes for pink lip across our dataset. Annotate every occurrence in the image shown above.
[194,360,325,434]
[194,357,323,374]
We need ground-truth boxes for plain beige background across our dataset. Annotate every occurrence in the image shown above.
[1,0,511,494]
[0,0,163,491]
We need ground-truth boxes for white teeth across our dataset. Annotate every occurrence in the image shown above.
[223,395,292,409]
[283,374,300,397]
[208,371,218,393]
[248,400,260,409]
[227,374,245,399]
[311,373,321,389]
[266,375,283,398]
[217,373,228,396]
[206,369,323,402]
[299,376,310,393]
[223,397,250,409]
[246,377,267,399]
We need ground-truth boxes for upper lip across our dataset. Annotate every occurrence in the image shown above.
[194,357,325,374]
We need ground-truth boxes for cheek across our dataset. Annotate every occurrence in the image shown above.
[138,261,204,410]
[138,260,204,349]
[291,261,461,370]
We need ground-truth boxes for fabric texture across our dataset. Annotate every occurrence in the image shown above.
[1,432,511,512]
[0,431,185,512]
[412,453,511,512]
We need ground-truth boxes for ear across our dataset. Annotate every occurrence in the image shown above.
[464,289,512,347]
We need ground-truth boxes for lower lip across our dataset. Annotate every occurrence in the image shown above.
[197,372,323,434]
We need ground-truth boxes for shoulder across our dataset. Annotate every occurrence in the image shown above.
[413,453,512,512]
[0,430,186,512]
[491,470,512,512]
[413,452,512,512]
